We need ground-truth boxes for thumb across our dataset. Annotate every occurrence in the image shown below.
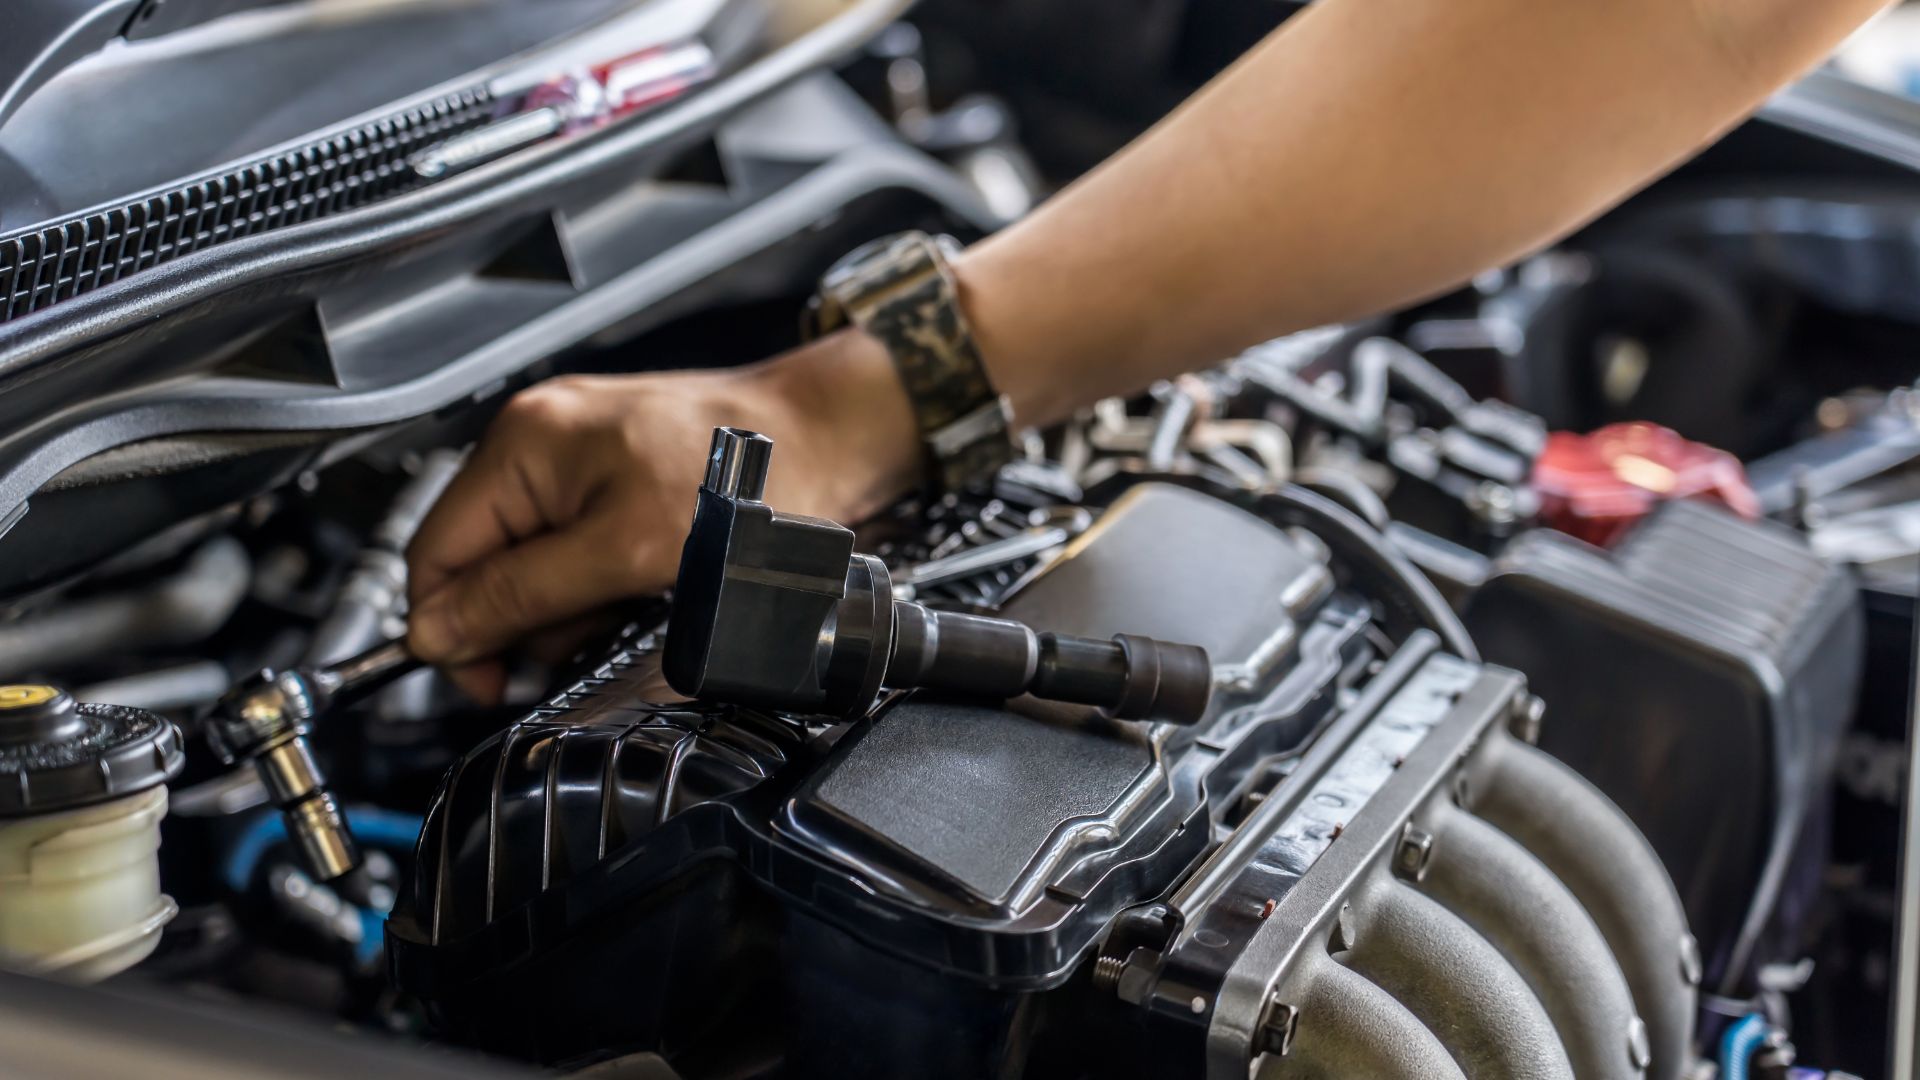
[408,519,653,666]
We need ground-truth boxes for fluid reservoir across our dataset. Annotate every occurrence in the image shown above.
[0,685,183,981]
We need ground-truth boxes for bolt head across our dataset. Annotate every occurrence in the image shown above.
[1508,694,1546,744]
[1468,481,1519,526]
[1258,995,1298,1057]
[1328,902,1357,953]
[1754,1030,1796,1070]
[1396,824,1435,882]
[1678,934,1703,987]
[1627,1018,1652,1070]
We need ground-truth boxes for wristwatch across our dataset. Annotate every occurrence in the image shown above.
[806,231,1016,496]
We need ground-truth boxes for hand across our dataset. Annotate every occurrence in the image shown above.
[405,331,918,701]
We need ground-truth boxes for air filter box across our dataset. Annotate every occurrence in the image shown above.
[1464,500,1862,990]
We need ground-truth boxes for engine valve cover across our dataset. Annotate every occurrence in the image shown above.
[388,483,1697,1080]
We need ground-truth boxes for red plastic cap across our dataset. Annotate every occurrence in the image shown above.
[1531,422,1760,546]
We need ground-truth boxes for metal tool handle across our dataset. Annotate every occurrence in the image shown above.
[212,638,421,882]
[310,639,421,710]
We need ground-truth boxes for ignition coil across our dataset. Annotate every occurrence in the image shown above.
[664,428,1214,724]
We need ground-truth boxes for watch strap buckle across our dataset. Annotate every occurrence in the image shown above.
[927,396,1014,460]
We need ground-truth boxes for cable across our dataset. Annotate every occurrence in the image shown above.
[303,451,462,667]
[0,536,250,676]
[1256,484,1479,660]
[1719,1013,1768,1080]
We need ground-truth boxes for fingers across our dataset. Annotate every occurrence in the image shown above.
[406,384,592,607]
[408,514,663,666]
[443,659,508,706]
[521,610,631,664]
[400,367,800,680]
[407,446,539,609]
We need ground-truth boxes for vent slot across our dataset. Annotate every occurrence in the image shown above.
[0,84,497,326]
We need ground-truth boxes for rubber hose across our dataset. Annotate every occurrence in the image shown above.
[304,451,461,667]
[0,536,250,677]
[77,661,231,711]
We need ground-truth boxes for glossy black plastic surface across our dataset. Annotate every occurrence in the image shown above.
[389,484,1370,1072]
[665,441,1217,722]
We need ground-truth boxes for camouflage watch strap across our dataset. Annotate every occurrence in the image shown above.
[808,232,1014,496]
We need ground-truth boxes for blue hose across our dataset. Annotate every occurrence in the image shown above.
[1720,1013,1769,1080]
[221,806,424,966]
[222,806,424,892]
[354,906,387,968]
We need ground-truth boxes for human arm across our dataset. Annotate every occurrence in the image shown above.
[406,0,1889,685]
[959,0,1890,426]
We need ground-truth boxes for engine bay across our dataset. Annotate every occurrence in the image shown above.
[2,3,1919,1078]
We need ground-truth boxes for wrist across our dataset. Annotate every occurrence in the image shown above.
[951,238,1083,431]
[744,330,920,521]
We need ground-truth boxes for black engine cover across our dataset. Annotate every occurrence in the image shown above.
[386,484,1370,1075]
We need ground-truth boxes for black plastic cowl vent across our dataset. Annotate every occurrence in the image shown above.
[0,84,496,324]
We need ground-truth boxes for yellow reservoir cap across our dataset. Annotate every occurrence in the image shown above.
[0,685,60,710]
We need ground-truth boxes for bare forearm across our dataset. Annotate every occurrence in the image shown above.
[408,0,1888,665]
[959,0,1888,427]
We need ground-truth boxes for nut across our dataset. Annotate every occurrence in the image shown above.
[1627,1018,1652,1070]
[1508,694,1546,745]
[1257,995,1298,1057]
[1396,824,1435,882]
